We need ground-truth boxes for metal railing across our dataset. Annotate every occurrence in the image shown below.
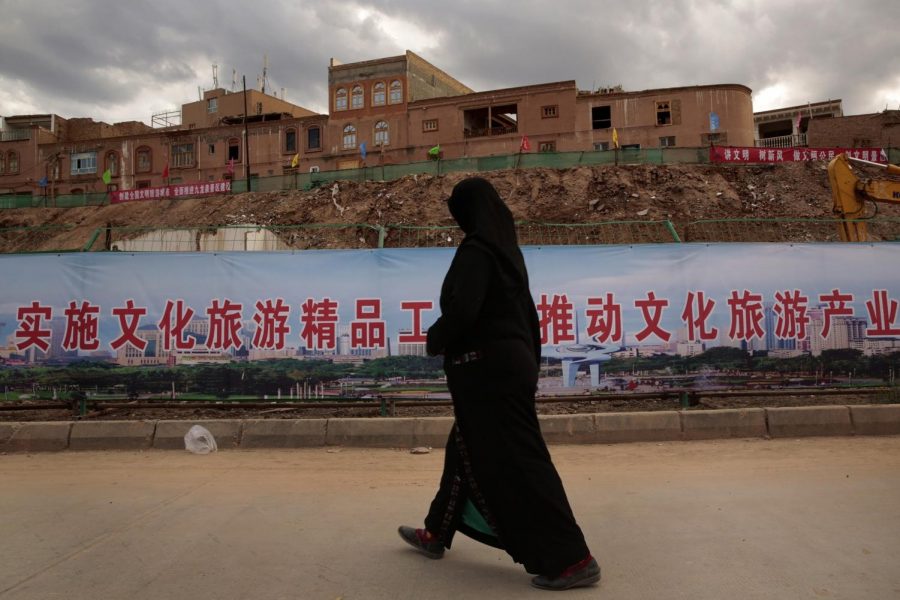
[7,217,900,254]
[756,134,807,149]
[682,217,900,243]
[0,129,31,142]
[2,221,682,254]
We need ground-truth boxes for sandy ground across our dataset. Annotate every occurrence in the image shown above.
[1,436,899,599]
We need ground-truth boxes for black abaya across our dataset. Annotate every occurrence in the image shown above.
[423,177,590,578]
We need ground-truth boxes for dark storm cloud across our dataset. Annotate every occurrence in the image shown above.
[0,0,897,122]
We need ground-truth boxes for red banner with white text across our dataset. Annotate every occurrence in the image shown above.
[710,146,887,164]
[110,180,231,204]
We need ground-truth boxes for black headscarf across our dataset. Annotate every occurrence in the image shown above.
[447,177,528,288]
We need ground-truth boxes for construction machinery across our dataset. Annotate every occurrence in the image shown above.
[828,153,900,241]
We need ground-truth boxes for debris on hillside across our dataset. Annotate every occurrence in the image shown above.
[2,162,898,253]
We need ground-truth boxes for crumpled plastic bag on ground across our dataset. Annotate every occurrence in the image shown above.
[184,425,218,454]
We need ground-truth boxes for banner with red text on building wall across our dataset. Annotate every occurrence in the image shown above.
[710,146,888,164]
[1,244,898,388]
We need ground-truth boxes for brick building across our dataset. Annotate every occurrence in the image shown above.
[806,110,900,149]
[1,50,756,198]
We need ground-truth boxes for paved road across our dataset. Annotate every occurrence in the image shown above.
[1,437,899,600]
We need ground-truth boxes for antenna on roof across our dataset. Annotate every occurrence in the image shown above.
[262,54,269,95]
[212,64,218,88]
[232,68,236,92]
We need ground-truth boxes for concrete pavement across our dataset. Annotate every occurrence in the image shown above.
[1,437,899,600]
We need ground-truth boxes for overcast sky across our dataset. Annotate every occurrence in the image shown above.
[1,0,898,125]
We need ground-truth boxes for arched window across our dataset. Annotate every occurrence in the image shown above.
[7,151,19,174]
[372,82,386,106]
[389,80,402,104]
[136,146,152,173]
[342,124,357,149]
[105,151,118,176]
[374,121,389,146]
[351,85,364,109]
[285,127,297,153]
[335,88,348,111]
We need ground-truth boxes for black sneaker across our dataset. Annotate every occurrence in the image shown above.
[397,526,445,559]
[531,557,601,591]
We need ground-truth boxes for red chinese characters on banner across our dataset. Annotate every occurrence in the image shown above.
[206,299,244,350]
[585,293,622,344]
[634,292,671,342]
[727,290,765,342]
[110,299,148,351]
[865,289,900,336]
[15,301,53,352]
[252,299,291,350]
[710,146,887,164]
[351,299,386,349]
[62,300,101,351]
[538,293,576,345]
[819,289,854,339]
[157,299,196,351]
[681,291,718,342]
[299,297,339,350]
[110,181,232,204]
[398,301,433,343]
[773,290,809,341]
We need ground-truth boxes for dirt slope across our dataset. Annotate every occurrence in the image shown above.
[2,162,898,252]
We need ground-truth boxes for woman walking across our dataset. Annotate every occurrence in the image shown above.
[398,177,599,591]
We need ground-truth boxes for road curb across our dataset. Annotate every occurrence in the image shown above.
[1,404,898,452]
[765,405,853,438]
[70,420,156,450]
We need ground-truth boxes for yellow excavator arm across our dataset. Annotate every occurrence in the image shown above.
[828,153,900,241]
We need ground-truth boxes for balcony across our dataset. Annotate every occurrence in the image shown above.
[464,125,519,139]
[1,129,32,142]
[756,134,806,149]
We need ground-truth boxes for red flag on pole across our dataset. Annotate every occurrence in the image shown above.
[520,135,531,152]
[162,163,169,179]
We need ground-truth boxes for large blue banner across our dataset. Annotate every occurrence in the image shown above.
[1,244,898,382]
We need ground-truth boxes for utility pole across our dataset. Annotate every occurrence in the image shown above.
[242,76,251,187]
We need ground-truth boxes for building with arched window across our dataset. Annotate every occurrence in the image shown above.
[342,125,357,149]
[372,82,386,107]
[351,85,364,109]
[374,121,389,146]
[0,49,770,197]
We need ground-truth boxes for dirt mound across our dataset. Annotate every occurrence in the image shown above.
[3,162,897,253]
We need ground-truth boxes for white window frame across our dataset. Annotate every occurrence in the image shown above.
[335,88,348,111]
[374,121,389,146]
[351,85,364,109]
[172,143,195,168]
[70,151,97,175]
[389,80,402,104]
[342,124,357,149]
[372,82,386,106]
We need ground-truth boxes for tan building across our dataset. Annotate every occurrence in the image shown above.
[1,51,756,198]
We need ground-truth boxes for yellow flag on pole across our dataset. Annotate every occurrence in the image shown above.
[612,128,619,149]
[290,153,300,168]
